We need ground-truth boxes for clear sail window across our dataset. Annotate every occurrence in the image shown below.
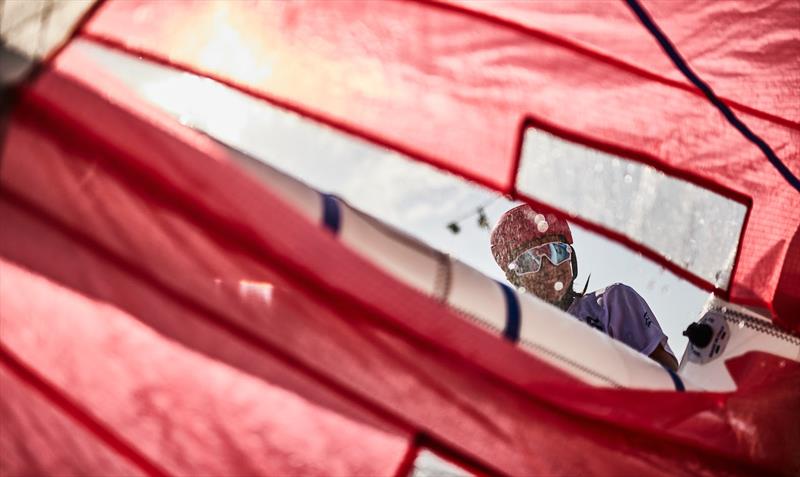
[516,128,748,291]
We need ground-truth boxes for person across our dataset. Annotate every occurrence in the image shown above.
[490,204,679,371]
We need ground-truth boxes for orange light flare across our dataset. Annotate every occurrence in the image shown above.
[156,1,395,117]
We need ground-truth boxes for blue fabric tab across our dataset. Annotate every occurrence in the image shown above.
[321,193,341,234]
[498,282,521,343]
[664,367,685,392]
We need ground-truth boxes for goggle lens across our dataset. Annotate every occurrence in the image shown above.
[508,242,571,276]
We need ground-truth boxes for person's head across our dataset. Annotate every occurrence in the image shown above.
[490,204,577,307]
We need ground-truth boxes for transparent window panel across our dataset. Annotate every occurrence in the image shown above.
[517,128,747,290]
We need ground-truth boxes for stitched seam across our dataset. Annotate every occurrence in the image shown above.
[448,305,505,336]
[433,253,452,303]
[445,303,623,388]
[519,338,623,389]
[710,307,800,346]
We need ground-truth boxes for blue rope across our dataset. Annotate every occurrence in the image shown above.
[625,0,800,193]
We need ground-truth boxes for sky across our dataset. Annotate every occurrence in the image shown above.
[78,39,728,357]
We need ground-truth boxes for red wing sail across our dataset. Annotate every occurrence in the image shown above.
[2,38,799,476]
[80,0,800,328]
[2,1,800,476]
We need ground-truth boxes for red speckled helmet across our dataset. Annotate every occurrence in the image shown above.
[490,204,573,270]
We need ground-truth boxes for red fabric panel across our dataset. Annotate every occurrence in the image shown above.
[0,364,148,477]
[1,44,796,476]
[80,0,800,328]
[442,0,800,125]
[725,352,800,391]
[0,259,410,477]
[723,352,800,472]
[774,225,800,322]
[640,0,799,125]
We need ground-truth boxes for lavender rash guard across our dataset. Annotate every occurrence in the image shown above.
[566,283,675,359]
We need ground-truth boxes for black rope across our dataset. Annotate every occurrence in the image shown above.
[625,0,800,193]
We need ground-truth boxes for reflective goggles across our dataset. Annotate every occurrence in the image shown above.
[507,242,572,276]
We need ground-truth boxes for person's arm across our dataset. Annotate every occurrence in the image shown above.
[649,343,679,371]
